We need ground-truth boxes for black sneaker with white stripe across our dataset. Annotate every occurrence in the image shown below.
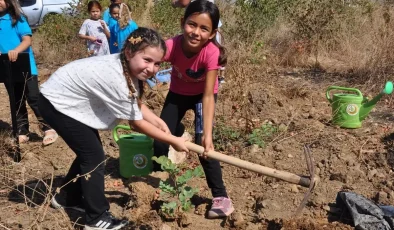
[84,211,128,230]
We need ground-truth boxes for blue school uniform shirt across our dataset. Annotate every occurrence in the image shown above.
[108,17,118,54]
[102,8,111,26]
[115,20,138,53]
[0,14,38,76]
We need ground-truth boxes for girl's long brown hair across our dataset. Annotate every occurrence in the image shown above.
[5,0,26,26]
[119,27,166,107]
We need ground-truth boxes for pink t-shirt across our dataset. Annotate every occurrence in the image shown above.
[164,35,220,95]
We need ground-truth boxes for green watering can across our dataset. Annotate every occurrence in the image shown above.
[112,125,153,178]
[326,81,393,128]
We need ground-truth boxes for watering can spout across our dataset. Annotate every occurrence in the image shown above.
[360,81,393,121]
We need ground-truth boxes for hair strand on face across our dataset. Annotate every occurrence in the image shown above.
[4,0,26,26]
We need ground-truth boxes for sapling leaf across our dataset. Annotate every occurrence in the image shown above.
[152,156,179,174]
[182,186,199,199]
[161,201,177,217]
[192,166,205,177]
[176,169,193,185]
[181,200,193,211]
[159,180,176,195]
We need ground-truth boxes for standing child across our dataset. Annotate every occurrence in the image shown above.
[79,0,110,56]
[110,3,138,53]
[153,0,234,219]
[171,0,226,84]
[102,0,122,26]
[40,27,188,230]
[0,0,58,145]
[108,3,120,54]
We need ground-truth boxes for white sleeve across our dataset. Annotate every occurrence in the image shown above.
[85,66,143,121]
[104,21,110,31]
[79,20,88,35]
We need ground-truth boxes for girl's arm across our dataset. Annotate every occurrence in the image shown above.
[140,104,171,134]
[78,34,97,42]
[202,69,218,153]
[100,20,110,39]
[7,36,31,62]
[78,21,97,42]
[129,119,187,152]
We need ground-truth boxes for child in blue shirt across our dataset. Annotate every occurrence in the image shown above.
[109,3,138,53]
[0,0,58,145]
[102,0,122,26]
[108,3,120,54]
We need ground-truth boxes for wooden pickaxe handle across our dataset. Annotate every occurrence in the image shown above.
[185,142,312,188]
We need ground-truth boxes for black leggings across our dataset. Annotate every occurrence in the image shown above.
[4,77,51,135]
[38,94,109,223]
[153,91,227,198]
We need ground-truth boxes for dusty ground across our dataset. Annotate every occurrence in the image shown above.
[0,68,393,230]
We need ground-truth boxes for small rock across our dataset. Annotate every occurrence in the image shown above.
[323,205,330,211]
[387,181,393,188]
[254,195,265,210]
[249,144,260,155]
[273,144,284,152]
[311,120,325,131]
[377,173,386,179]
[311,193,326,207]
[302,113,310,119]
[290,184,299,193]
[277,100,284,107]
[258,158,271,167]
[346,158,356,167]
[309,107,317,118]
[178,213,192,227]
[271,184,279,189]
[160,224,172,230]
[23,151,35,160]
[317,162,324,169]
[287,154,294,158]
[368,169,378,181]
[278,123,288,132]
[227,211,246,228]
[330,173,347,183]
[270,118,280,124]
[194,203,208,215]
[376,191,390,204]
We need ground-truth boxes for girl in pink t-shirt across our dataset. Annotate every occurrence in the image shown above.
[153,0,234,219]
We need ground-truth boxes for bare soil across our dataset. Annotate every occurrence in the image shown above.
[1,68,393,230]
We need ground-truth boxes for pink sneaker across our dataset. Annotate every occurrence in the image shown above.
[207,197,234,218]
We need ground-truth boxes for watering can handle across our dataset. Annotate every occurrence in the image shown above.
[326,86,363,103]
[112,125,131,142]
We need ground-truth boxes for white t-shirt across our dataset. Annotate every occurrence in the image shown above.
[40,54,142,130]
[79,19,110,56]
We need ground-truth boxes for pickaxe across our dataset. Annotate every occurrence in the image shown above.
[185,142,319,216]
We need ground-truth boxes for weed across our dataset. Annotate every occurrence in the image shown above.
[152,156,204,219]
[248,123,277,148]
[213,118,243,151]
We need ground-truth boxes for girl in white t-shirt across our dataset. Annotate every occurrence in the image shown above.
[38,28,188,230]
[79,0,110,56]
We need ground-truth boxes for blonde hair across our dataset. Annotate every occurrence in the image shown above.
[118,3,132,29]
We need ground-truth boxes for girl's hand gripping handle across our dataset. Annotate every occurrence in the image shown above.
[170,136,189,153]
